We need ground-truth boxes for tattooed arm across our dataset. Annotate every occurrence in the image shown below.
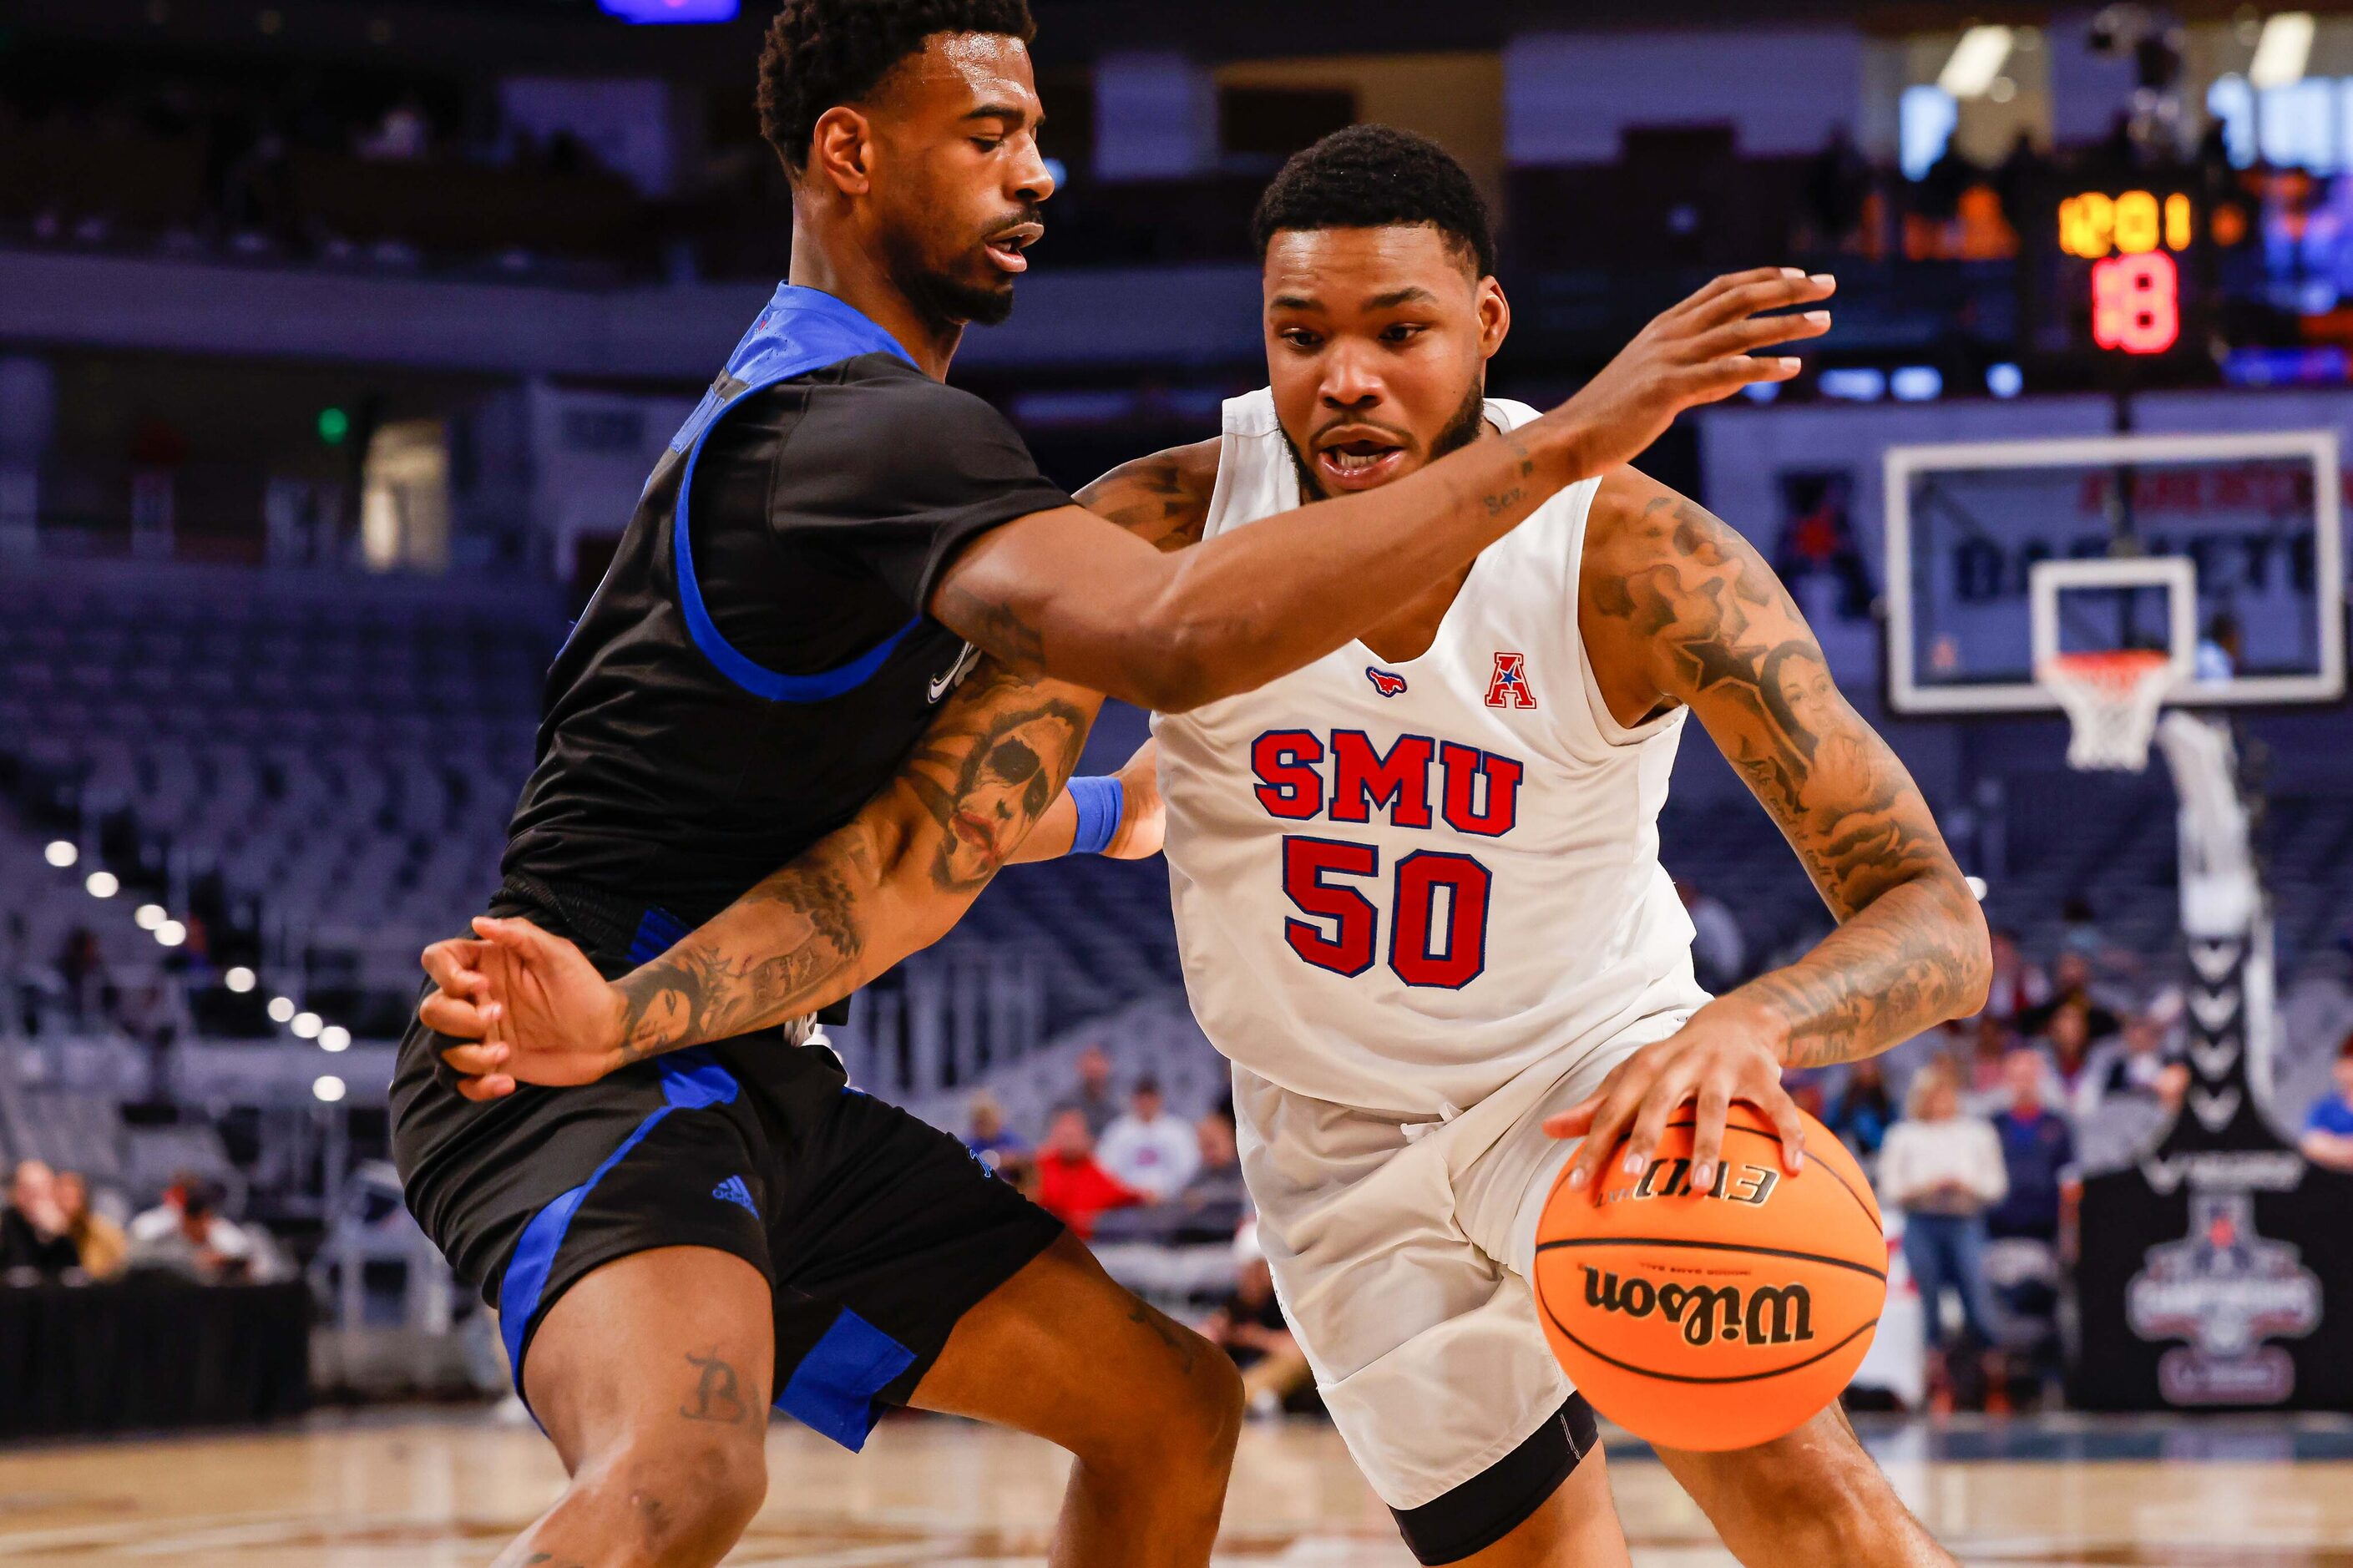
[417,446,1215,1098]
[1549,467,1990,1191]
[420,657,1103,1096]
[929,269,1832,712]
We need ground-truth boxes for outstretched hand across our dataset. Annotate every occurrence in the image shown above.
[418,915,629,1102]
[1543,997,1807,1196]
[1547,267,1834,476]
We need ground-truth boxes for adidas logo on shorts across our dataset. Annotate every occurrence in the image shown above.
[711,1175,757,1215]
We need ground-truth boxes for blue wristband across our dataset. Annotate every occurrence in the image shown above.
[1067,775,1125,856]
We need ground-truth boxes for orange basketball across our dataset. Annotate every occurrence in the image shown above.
[1531,1103,1884,1452]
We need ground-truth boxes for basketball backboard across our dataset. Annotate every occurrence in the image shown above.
[1884,430,2345,715]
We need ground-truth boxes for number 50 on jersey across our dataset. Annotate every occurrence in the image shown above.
[1250,728,1525,991]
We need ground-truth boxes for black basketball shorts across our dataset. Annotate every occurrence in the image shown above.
[389,878,1063,1449]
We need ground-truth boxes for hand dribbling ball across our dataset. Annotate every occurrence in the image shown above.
[1532,1104,1885,1451]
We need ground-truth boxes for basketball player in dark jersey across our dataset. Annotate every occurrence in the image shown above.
[389,3,1834,1563]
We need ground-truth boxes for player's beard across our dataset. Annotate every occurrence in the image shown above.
[1285,377,1490,503]
[885,212,1032,330]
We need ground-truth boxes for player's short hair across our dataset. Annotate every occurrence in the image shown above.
[1251,124,1496,279]
[757,0,1036,174]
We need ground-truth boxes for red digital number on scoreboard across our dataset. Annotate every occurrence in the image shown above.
[2090,250,2180,355]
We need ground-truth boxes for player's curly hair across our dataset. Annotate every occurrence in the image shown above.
[1251,124,1495,278]
[757,0,1036,174]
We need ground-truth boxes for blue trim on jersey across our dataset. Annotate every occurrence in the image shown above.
[626,903,691,967]
[670,286,923,703]
[776,1307,917,1451]
[495,1049,743,1405]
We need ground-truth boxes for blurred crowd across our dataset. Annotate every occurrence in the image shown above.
[1804,901,2297,1413]
[978,894,2353,1421]
[961,1046,1307,1416]
[0,1161,282,1287]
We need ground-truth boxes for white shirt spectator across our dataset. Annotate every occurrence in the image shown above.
[1098,1105,1201,1201]
[1880,1115,2008,1214]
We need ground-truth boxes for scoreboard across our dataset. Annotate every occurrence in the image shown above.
[2028,180,2217,369]
[2057,189,2193,353]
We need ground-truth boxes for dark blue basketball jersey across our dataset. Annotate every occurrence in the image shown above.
[502,285,1072,922]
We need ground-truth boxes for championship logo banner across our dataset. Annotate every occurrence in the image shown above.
[2072,935,2353,1411]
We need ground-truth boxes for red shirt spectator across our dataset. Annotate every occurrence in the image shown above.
[1033,1107,1143,1241]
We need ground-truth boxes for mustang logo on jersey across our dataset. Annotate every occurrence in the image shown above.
[1365,666,1409,698]
[1581,1267,1815,1348]
[1485,651,1538,710]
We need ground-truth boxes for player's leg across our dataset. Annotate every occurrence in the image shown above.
[495,1246,775,1568]
[1394,1395,1630,1568]
[1235,1069,1623,1567]
[768,1082,1240,1568]
[911,1230,1243,1567]
[1654,1402,1955,1566]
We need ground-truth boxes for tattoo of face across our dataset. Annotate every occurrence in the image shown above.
[678,1349,751,1424]
[903,680,1090,893]
[605,663,1091,1062]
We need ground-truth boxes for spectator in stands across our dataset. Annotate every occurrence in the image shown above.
[1880,1063,2006,1372]
[1956,1014,2019,1111]
[2057,874,2110,948]
[3,913,46,1036]
[53,1171,126,1281]
[1677,879,1746,991]
[1986,1050,2077,1247]
[1055,1044,1121,1137]
[1202,1225,1309,1420]
[2038,1001,2101,1115]
[963,1090,1025,1173]
[55,926,110,1029]
[2077,1018,2189,1176]
[1098,1076,1201,1201]
[2085,1013,2176,1109]
[1981,928,2047,1024]
[0,1161,81,1281]
[1826,1057,1895,1161]
[128,1176,256,1283]
[1169,1110,1249,1245]
[1033,1107,1145,1242]
[1801,123,1871,248]
[2300,1033,2353,1172]
[2017,951,2121,1044]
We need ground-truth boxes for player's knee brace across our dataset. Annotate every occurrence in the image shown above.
[1389,1393,1599,1565]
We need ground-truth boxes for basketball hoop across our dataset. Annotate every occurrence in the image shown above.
[2038,650,2178,772]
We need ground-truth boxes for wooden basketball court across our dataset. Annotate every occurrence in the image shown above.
[0,1409,2347,1565]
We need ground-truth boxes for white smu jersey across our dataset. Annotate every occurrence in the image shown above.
[1155,391,1709,1116]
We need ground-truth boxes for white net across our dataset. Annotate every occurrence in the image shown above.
[2039,650,2178,772]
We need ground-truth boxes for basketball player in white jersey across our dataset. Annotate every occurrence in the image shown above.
[419,129,1985,1565]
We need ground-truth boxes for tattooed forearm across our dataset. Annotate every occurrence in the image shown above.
[1585,473,1991,1068]
[605,660,1097,1064]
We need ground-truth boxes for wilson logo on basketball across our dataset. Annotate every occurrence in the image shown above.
[1580,1267,1816,1348]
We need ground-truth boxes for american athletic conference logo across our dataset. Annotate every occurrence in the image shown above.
[1485,651,1537,709]
[1579,1267,1815,1348]
[2127,1192,2320,1404]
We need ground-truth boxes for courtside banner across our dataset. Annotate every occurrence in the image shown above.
[2072,936,2353,1412]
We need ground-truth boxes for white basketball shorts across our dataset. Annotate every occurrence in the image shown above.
[1231,1010,1690,1512]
